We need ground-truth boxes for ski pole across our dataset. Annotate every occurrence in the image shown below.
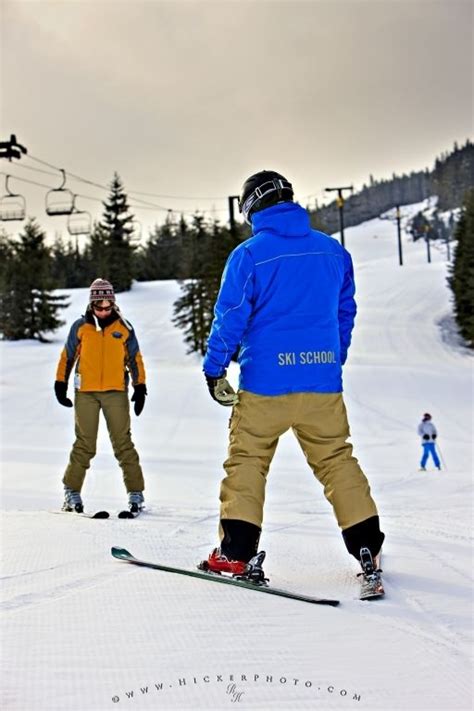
[436,442,447,470]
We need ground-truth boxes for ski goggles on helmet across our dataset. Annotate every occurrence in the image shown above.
[239,178,293,224]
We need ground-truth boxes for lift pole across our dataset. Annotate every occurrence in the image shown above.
[324,185,353,247]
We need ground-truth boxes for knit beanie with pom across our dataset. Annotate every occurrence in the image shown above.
[89,278,115,304]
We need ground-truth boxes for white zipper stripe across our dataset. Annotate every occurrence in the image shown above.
[215,271,253,364]
[255,251,342,266]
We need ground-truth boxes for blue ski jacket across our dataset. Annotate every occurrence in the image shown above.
[203,202,357,396]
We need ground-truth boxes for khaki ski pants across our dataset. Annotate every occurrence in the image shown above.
[63,391,144,493]
[220,391,377,531]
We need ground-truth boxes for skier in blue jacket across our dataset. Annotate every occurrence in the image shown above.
[202,170,384,576]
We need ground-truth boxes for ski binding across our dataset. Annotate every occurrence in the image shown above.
[358,547,385,600]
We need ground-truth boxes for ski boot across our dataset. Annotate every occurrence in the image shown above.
[199,548,268,585]
[198,548,247,576]
[62,487,84,513]
[358,547,384,600]
[127,491,145,514]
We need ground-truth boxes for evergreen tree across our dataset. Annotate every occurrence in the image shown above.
[172,278,208,355]
[309,140,473,235]
[172,216,244,356]
[135,213,182,281]
[84,222,109,284]
[0,230,12,287]
[308,207,330,233]
[172,215,209,355]
[448,190,474,347]
[0,219,68,341]
[50,235,91,289]
[433,140,474,211]
[100,173,136,292]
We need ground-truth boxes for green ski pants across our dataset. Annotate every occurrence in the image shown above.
[63,391,144,493]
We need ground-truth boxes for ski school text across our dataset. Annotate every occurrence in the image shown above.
[278,350,337,365]
[111,673,363,704]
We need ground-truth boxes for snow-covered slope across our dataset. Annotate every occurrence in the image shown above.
[1,205,472,710]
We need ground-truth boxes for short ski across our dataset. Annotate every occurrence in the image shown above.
[52,510,110,519]
[358,547,385,600]
[111,547,340,607]
[117,510,141,519]
[117,502,143,518]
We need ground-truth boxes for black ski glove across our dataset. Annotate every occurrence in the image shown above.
[205,372,238,407]
[54,380,73,408]
[432,433,437,440]
[131,383,147,416]
[423,434,430,441]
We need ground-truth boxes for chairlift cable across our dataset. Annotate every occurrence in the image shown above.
[27,152,231,205]
[0,171,210,219]
[7,162,60,179]
[0,172,103,201]
[9,155,240,220]
[128,189,227,201]
[26,153,178,211]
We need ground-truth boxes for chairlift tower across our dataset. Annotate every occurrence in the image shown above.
[0,135,27,162]
[324,185,353,248]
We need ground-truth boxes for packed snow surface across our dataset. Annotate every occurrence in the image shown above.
[1,203,472,710]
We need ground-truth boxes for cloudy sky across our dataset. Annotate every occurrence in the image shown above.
[1,0,472,236]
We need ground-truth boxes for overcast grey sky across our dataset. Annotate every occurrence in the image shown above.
[1,0,472,235]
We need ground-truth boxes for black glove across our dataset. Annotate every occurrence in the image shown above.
[423,434,430,441]
[432,433,437,440]
[54,380,73,408]
[205,372,238,407]
[131,383,147,416]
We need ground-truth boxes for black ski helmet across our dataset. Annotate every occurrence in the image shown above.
[239,170,294,224]
[423,413,432,420]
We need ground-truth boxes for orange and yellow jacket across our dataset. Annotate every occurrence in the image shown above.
[55,311,146,392]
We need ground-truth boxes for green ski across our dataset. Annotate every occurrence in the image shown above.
[111,547,339,607]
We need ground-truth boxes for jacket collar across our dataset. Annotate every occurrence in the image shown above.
[251,202,311,238]
[85,309,120,330]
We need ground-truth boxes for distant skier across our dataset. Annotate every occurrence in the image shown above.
[54,278,147,514]
[201,170,385,585]
[418,413,441,470]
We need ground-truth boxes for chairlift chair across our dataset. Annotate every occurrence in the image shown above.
[0,175,26,221]
[67,198,91,237]
[45,169,75,216]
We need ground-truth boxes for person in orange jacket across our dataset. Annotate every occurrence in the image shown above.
[54,278,146,514]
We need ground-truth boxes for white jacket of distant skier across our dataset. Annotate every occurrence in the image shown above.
[417,420,437,441]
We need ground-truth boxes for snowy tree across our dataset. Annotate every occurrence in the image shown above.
[172,215,210,355]
[448,189,474,347]
[172,216,243,356]
[100,173,136,292]
[0,220,68,341]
